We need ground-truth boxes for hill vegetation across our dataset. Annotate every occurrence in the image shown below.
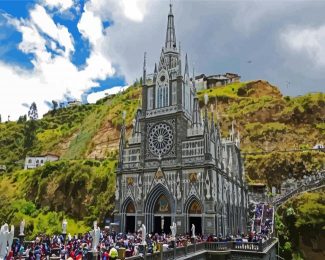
[0,79,324,242]
[276,191,325,260]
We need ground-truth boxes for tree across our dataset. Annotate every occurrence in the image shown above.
[28,102,38,120]
[0,114,1,123]
[17,115,27,124]
[52,100,58,111]
[24,102,38,151]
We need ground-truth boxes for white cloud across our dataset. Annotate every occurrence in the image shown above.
[30,5,74,57]
[87,85,129,103]
[281,25,325,67]
[77,6,103,45]
[1,0,325,121]
[0,2,115,120]
[120,0,147,22]
[43,0,74,12]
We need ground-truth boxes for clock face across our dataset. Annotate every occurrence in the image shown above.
[148,122,174,156]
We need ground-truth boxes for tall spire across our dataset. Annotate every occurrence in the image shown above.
[143,52,147,85]
[133,108,142,135]
[165,2,177,50]
[118,111,126,168]
[192,97,201,127]
[184,53,189,77]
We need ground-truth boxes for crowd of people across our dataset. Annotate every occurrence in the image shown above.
[6,227,273,259]
[251,203,274,241]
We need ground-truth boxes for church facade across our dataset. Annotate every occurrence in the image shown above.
[114,4,248,236]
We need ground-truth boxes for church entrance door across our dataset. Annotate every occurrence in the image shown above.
[154,216,171,234]
[187,199,203,235]
[189,216,202,235]
[125,216,135,233]
[124,200,136,233]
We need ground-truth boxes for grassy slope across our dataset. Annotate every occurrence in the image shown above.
[0,80,324,239]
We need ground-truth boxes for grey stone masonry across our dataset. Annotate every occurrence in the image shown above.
[114,3,248,236]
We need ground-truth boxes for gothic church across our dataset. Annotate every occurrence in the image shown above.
[114,4,248,236]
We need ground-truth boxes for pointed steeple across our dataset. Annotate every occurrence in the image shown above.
[158,48,166,70]
[118,111,126,168]
[165,3,177,51]
[203,94,210,154]
[184,53,189,78]
[178,41,182,76]
[132,108,142,135]
[230,120,235,141]
[143,52,147,85]
[154,63,157,74]
[210,105,216,138]
[236,130,241,148]
[192,97,201,127]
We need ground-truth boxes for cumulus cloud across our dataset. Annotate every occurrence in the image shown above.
[1,0,325,121]
[281,25,325,67]
[0,2,114,120]
[77,6,103,45]
[43,0,74,12]
[30,5,74,56]
[87,85,129,104]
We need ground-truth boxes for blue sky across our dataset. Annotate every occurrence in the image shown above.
[0,0,325,120]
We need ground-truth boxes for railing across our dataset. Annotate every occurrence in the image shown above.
[205,241,229,251]
[273,175,325,207]
[124,238,277,259]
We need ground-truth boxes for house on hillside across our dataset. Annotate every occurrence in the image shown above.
[24,154,59,170]
[195,73,241,90]
[67,100,82,107]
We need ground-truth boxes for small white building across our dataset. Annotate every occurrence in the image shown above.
[24,154,59,170]
[67,100,82,107]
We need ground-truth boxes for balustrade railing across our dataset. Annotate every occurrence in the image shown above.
[122,238,276,260]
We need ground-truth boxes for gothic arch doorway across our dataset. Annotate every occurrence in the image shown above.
[122,199,136,233]
[144,184,174,234]
[185,196,203,235]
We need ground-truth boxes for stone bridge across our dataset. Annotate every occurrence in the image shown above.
[272,171,325,208]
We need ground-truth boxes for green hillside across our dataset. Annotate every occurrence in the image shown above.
[0,80,324,242]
